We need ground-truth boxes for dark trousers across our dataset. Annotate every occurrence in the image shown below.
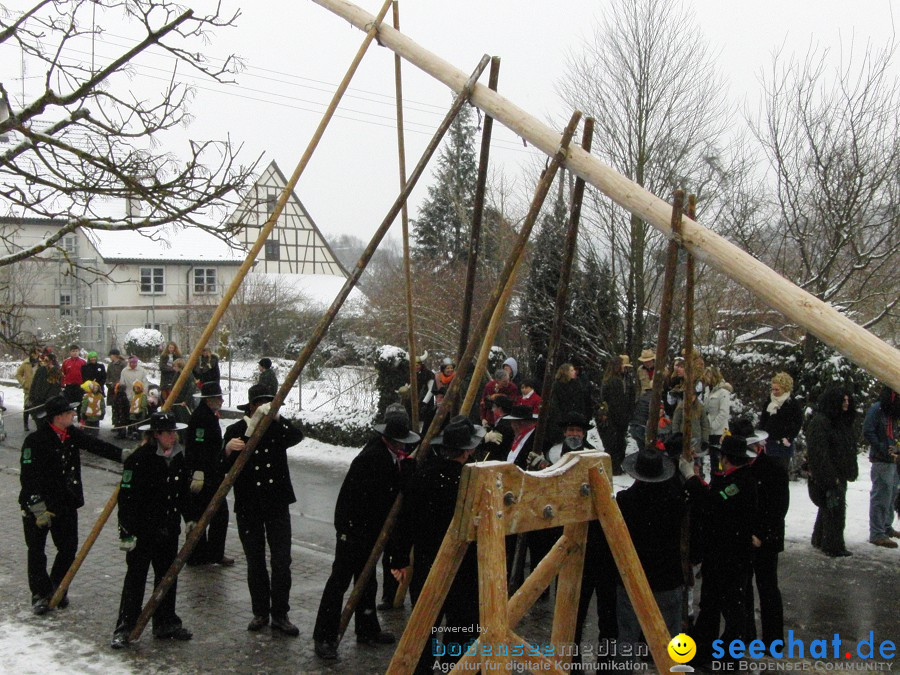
[694,563,749,663]
[575,522,618,647]
[313,533,381,642]
[236,505,292,618]
[23,402,33,429]
[811,482,847,554]
[745,548,783,645]
[600,427,627,474]
[381,551,398,604]
[115,531,181,634]
[23,509,78,600]
[188,488,229,565]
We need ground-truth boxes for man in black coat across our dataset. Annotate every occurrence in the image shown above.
[192,347,220,385]
[111,412,194,648]
[257,357,278,395]
[732,419,789,647]
[185,381,233,567]
[616,444,684,643]
[313,404,418,660]
[689,435,759,666]
[19,395,123,615]
[223,384,304,636]
[390,415,484,674]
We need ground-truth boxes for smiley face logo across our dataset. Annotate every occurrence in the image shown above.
[668,633,696,664]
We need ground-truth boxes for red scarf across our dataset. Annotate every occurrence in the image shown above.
[49,423,69,444]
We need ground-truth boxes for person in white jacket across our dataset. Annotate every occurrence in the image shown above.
[703,365,732,473]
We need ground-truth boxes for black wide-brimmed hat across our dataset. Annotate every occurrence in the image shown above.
[491,395,514,415]
[137,411,187,432]
[622,444,676,483]
[503,404,538,421]
[433,415,486,451]
[719,434,755,459]
[729,418,769,449]
[236,384,276,412]
[374,403,421,444]
[35,394,78,419]
[559,410,593,431]
[195,381,225,399]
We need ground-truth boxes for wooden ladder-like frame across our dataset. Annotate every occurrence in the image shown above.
[386,451,676,673]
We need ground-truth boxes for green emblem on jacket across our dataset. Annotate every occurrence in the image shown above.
[22,447,32,464]
[121,469,133,487]
[719,483,740,500]
[195,428,205,442]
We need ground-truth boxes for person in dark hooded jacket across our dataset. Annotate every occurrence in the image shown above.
[806,387,858,557]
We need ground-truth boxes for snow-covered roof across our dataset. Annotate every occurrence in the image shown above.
[248,272,367,312]
[84,225,247,264]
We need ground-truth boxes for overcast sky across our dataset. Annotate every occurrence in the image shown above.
[3,0,898,243]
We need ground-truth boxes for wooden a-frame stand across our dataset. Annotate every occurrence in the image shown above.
[387,451,676,674]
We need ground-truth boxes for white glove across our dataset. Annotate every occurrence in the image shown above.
[484,430,503,445]
[190,471,204,494]
[119,536,137,552]
[397,384,410,395]
[256,402,279,421]
[678,457,695,480]
[184,521,197,533]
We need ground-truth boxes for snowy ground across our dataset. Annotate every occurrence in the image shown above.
[0,376,896,667]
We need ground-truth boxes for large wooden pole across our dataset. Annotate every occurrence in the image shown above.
[589,467,675,672]
[680,195,697,461]
[51,0,395,608]
[530,118,594,455]
[311,0,900,392]
[337,112,582,641]
[457,56,501,363]
[128,55,492,644]
[645,190,683,445]
[391,1,420,432]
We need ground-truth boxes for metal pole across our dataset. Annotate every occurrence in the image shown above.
[127,55,492,644]
[456,56,501,363]
[645,191,684,445]
[336,112,583,642]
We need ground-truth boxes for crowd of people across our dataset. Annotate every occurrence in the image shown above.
[12,343,900,671]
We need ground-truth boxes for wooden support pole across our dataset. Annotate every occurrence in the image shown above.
[48,486,118,609]
[129,54,491,645]
[589,467,675,672]
[645,190,684,444]
[645,190,684,445]
[451,529,584,673]
[457,56,501,363]
[478,481,511,671]
[508,630,568,675]
[550,521,588,668]
[680,195,697,461]
[53,0,395,609]
[392,1,420,433]
[530,118,594,455]
[339,111,582,642]
[386,530,470,674]
[313,0,900,391]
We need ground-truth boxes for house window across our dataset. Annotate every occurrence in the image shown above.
[264,240,280,261]
[140,267,164,294]
[266,193,277,214]
[144,323,161,331]
[60,293,72,318]
[61,235,78,255]
[193,268,217,294]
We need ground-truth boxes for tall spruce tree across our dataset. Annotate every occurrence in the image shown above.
[413,103,479,262]
[521,193,569,386]
[566,250,621,375]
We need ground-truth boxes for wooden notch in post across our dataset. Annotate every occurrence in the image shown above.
[127,53,491,645]
[645,189,684,445]
[339,111,583,642]
[391,0,420,432]
[53,0,396,610]
[457,56,501,363]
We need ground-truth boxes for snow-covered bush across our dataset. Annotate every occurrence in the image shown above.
[374,345,409,418]
[124,328,165,361]
[295,407,372,447]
